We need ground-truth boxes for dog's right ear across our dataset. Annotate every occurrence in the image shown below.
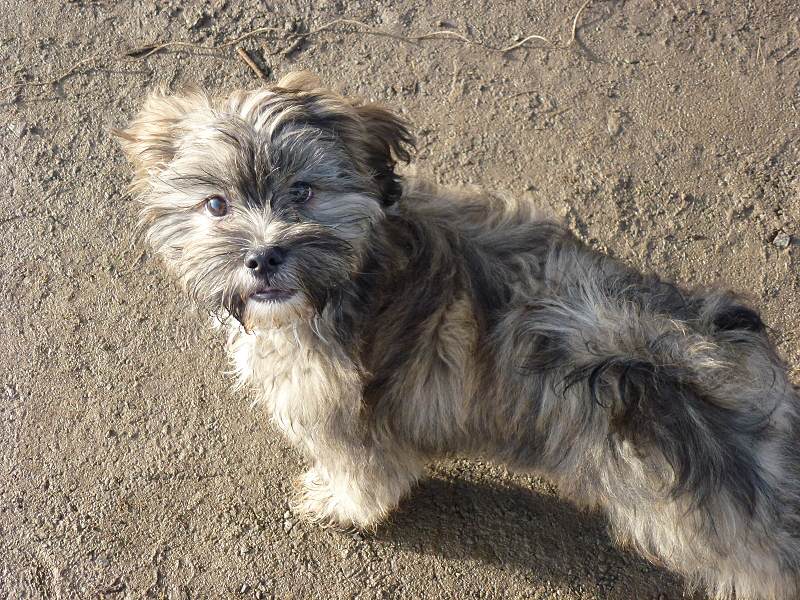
[113,88,209,191]
[353,103,415,206]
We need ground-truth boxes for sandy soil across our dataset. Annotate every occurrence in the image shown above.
[2,1,799,598]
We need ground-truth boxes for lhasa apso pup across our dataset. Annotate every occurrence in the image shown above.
[116,71,800,600]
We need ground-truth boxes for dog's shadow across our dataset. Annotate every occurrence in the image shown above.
[375,470,702,599]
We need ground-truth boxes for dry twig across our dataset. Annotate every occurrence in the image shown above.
[235,46,268,80]
[503,89,540,101]
[776,47,798,64]
[569,0,593,46]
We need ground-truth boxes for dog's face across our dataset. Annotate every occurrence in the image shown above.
[116,72,413,329]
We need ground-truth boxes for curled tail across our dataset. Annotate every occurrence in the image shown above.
[563,329,773,512]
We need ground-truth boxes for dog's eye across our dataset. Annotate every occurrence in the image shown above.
[290,182,313,204]
[205,195,228,217]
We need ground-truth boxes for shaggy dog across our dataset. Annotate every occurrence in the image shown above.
[116,71,800,600]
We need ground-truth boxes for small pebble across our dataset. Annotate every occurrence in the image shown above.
[11,122,26,138]
[773,231,791,249]
[607,111,623,137]
[183,6,205,29]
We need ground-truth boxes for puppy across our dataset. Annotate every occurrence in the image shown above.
[116,71,800,600]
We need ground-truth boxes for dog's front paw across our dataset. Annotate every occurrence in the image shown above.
[291,469,389,532]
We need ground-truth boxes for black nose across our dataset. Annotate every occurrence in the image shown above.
[244,246,287,276]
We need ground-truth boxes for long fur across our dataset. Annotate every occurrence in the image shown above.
[115,72,800,600]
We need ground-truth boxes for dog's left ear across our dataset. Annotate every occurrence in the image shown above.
[354,104,416,206]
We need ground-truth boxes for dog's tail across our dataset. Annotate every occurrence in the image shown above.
[562,315,774,512]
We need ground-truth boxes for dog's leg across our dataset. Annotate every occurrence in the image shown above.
[235,325,425,531]
[283,365,422,531]
[275,382,423,530]
[292,438,423,531]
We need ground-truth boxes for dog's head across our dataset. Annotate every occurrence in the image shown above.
[115,71,414,329]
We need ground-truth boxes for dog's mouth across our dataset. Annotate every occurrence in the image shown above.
[249,287,296,303]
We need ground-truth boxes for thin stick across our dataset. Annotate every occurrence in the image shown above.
[499,35,554,53]
[776,47,797,64]
[498,0,592,53]
[503,89,539,101]
[448,57,460,99]
[236,47,268,80]
[569,0,593,46]
[756,37,762,66]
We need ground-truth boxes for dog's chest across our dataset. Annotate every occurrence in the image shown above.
[227,325,353,446]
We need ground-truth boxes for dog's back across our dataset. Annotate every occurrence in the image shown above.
[363,183,800,599]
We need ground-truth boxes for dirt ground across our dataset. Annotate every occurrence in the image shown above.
[2,0,799,598]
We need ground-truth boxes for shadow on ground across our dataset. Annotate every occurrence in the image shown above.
[378,473,700,599]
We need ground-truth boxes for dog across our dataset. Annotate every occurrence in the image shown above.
[115,71,800,600]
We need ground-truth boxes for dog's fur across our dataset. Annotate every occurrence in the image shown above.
[116,71,800,600]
